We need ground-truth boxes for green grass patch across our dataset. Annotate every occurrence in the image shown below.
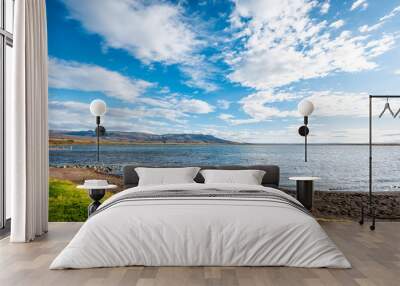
[49,178,112,222]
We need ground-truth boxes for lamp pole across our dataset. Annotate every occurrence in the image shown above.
[90,99,107,163]
[297,100,314,162]
[305,133,307,162]
[304,116,308,162]
[96,116,100,162]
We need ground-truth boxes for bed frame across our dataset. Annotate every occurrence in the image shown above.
[123,165,280,189]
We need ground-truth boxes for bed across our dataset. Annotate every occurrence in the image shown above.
[50,165,350,269]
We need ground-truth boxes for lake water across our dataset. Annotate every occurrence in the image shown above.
[49,144,400,192]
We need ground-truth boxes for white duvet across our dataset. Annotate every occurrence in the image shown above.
[50,183,351,269]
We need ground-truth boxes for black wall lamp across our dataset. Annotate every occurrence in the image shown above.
[90,99,107,162]
[297,100,314,162]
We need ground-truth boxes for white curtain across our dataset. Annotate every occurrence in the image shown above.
[8,0,49,242]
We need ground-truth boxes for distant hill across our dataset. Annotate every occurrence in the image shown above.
[49,130,236,145]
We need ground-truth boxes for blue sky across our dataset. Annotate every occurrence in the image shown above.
[47,0,400,143]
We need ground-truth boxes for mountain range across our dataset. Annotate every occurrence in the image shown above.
[49,130,236,145]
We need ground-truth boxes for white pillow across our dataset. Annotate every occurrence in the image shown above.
[200,169,266,185]
[135,167,200,186]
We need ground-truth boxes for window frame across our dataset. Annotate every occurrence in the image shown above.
[0,0,13,231]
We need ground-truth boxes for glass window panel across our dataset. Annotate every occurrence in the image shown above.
[0,0,3,30]
[0,38,3,228]
[5,43,12,220]
[5,0,14,33]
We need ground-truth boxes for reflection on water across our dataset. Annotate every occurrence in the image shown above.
[49,144,400,192]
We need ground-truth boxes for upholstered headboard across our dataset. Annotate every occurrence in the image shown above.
[123,165,280,189]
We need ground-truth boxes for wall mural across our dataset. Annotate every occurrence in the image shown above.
[47,0,400,221]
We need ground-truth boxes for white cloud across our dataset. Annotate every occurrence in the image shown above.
[301,91,395,118]
[330,19,345,29]
[49,95,214,130]
[379,5,400,22]
[359,5,400,33]
[239,91,300,123]
[350,0,368,11]
[358,22,384,33]
[320,1,330,14]
[159,87,170,94]
[179,63,219,92]
[364,34,396,58]
[217,99,231,110]
[138,95,214,114]
[49,58,153,102]
[62,0,217,92]
[49,100,189,132]
[218,114,234,121]
[49,102,96,131]
[222,117,260,125]
[139,97,215,117]
[220,89,376,125]
[395,69,400,75]
[107,106,188,123]
[177,99,214,114]
[49,57,215,115]
[306,91,369,117]
[233,89,390,124]
[62,0,199,65]
[218,113,259,125]
[226,0,395,91]
[218,91,301,125]
[197,126,298,143]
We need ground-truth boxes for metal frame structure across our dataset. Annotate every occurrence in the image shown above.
[359,95,400,230]
[0,0,14,230]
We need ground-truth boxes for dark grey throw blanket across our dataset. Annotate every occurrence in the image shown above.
[91,189,310,217]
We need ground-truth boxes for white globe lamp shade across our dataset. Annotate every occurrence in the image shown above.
[298,100,314,117]
[90,99,107,116]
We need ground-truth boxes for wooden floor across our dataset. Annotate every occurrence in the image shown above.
[0,221,399,286]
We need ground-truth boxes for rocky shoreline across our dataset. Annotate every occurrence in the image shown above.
[50,165,400,220]
[51,164,120,174]
[282,189,400,220]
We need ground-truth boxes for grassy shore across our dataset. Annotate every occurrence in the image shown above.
[49,179,88,221]
[49,167,122,221]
